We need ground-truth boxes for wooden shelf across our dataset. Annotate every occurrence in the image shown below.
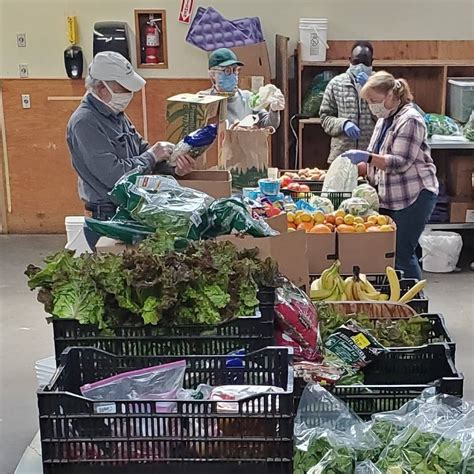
[301,59,474,68]
[300,118,321,125]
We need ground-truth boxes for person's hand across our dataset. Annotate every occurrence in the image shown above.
[341,149,370,165]
[343,121,361,140]
[174,154,195,176]
[149,141,175,162]
[356,72,369,86]
[270,89,285,112]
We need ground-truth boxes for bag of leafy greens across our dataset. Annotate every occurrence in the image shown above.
[110,170,214,240]
[464,110,474,141]
[85,217,154,244]
[294,384,381,474]
[302,71,337,118]
[205,197,278,238]
[424,113,462,137]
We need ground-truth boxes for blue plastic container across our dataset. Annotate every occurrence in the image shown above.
[258,178,281,196]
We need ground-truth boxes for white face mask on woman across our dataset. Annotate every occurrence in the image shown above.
[369,101,394,119]
[102,81,133,113]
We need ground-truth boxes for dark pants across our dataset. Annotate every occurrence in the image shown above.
[381,190,437,280]
[84,203,117,252]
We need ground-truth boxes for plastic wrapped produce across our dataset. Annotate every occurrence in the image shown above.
[338,197,372,217]
[168,124,217,165]
[308,195,335,213]
[322,155,359,193]
[110,170,213,240]
[352,183,379,211]
[464,111,474,141]
[424,113,462,137]
[301,71,337,117]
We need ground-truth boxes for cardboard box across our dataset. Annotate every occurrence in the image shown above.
[265,213,288,233]
[217,230,309,290]
[230,42,271,82]
[96,237,128,254]
[307,233,337,275]
[178,170,232,199]
[337,231,396,274]
[165,93,227,169]
[446,156,474,199]
[450,200,474,223]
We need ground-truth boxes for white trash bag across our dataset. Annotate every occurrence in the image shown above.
[419,231,463,273]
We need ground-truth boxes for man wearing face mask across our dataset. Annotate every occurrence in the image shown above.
[319,41,376,163]
[201,48,284,128]
[67,51,194,250]
[342,71,438,280]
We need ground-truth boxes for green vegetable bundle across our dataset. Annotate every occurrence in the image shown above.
[25,234,280,329]
[316,302,432,347]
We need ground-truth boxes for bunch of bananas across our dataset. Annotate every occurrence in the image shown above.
[310,263,427,303]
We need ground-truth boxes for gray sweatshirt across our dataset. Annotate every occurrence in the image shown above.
[66,94,174,206]
[200,88,280,129]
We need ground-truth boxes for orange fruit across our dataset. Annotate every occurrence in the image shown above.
[380,224,395,232]
[337,224,356,233]
[367,226,381,232]
[287,212,295,223]
[364,222,376,230]
[335,209,346,218]
[367,215,378,225]
[297,222,314,233]
[326,214,336,225]
[309,224,332,234]
[313,211,326,224]
[288,222,297,230]
[354,216,364,225]
[325,223,335,232]
[335,216,344,226]
[377,215,388,226]
[301,212,313,223]
[355,223,366,233]
[344,214,355,225]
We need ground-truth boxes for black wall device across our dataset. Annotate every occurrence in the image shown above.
[64,45,84,79]
[93,21,131,61]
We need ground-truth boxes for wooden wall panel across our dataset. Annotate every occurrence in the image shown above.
[1,78,212,233]
[326,40,474,61]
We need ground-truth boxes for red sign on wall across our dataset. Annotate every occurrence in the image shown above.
[178,0,194,24]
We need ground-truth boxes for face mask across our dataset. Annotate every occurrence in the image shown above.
[350,63,373,77]
[369,100,394,119]
[216,72,238,94]
[102,81,133,113]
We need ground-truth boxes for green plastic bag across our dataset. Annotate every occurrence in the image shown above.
[205,197,278,238]
[85,217,153,244]
[424,113,462,137]
[110,170,214,240]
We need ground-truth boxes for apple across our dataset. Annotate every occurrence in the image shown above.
[299,184,310,193]
[279,176,293,189]
[287,182,301,192]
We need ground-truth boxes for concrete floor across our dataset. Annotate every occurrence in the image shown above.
[0,234,473,474]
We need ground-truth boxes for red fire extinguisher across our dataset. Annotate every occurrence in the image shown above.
[145,16,160,64]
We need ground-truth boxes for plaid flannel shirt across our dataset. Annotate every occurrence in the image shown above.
[367,104,438,210]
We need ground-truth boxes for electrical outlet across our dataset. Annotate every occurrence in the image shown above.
[21,94,31,109]
[17,33,27,47]
[19,64,29,78]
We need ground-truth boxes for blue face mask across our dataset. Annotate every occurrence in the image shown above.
[217,72,238,93]
[350,63,373,77]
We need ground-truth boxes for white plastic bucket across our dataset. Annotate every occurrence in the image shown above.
[419,231,463,273]
[35,356,56,387]
[65,216,92,254]
[299,18,329,62]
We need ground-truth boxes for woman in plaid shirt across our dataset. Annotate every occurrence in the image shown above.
[342,71,439,279]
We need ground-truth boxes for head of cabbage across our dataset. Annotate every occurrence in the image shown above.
[352,184,379,211]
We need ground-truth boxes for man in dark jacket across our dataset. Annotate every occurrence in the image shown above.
[319,41,376,163]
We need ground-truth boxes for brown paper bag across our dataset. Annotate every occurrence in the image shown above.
[220,125,274,188]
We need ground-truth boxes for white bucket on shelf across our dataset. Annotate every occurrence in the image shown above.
[299,18,329,62]
[65,216,92,254]
[419,231,463,273]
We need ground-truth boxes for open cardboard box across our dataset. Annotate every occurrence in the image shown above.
[264,213,287,233]
[178,170,232,199]
[307,233,337,275]
[217,230,309,290]
[230,42,271,86]
[337,230,396,274]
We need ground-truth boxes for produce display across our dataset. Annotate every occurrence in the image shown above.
[316,302,433,347]
[281,167,328,185]
[288,209,395,233]
[310,262,426,303]
[352,183,380,211]
[294,384,474,474]
[25,236,280,329]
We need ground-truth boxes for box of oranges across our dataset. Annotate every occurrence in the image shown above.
[287,209,396,275]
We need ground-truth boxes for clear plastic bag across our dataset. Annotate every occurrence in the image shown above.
[81,360,186,410]
[250,84,281,112]
[294,384,381,473]
[424,113,462,137]
[322,155,359,193]
[110,170,214,240]
[464,111,474,141]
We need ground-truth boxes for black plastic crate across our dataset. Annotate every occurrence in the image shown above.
[287,190,352,208]
[39,346,294,474]
[295,344,463,420]
[52,288,276,362]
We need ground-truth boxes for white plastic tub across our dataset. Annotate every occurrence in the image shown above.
[65,216,91,254]
[299,18,328,62]
[448,77,474,123]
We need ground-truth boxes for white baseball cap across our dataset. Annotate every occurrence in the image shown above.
[89,51,145,92]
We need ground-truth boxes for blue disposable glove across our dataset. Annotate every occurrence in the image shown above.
[356,72,369,86]
[342,149,370,165]
[343,121,361,140]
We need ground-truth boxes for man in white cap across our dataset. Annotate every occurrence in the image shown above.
[67,51,194,250]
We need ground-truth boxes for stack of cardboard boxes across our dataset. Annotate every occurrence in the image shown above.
[447,157,474,223]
